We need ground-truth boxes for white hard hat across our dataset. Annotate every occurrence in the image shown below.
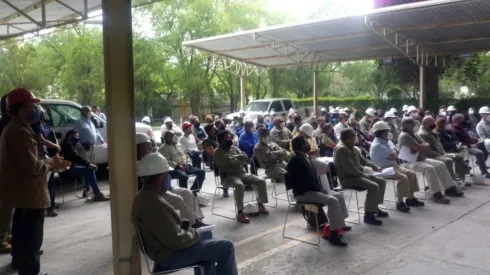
[329,105,334,109]
[365,108,376,117]
[244,202,259,214]
[270,110,276,116]
[469,108,475,115]
[402,105,409,111]
[164,117,173,124]
[136,133,151,145]
[447,105,456,112]
[372,121,390,132]
[138,153,173,177]
[262,111,269,116]
[407,106,418,113]
[329,108,335,114]
[389,108,397,113]
[239,110,245,114]
[384,111,397,119]
[343,107,350,112]
[299,123,314,137]
[479,106,490,114]
[320,107,327,112]
[338,109,347,115]
[335,106,340,111]
[142,116,151,124]
[196,193,210,206]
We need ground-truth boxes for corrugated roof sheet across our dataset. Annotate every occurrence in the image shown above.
[183,0,490,68]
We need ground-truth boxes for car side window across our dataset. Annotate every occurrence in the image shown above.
[270,101,283,112]
[282,100,293,112]
[48,104,81,127]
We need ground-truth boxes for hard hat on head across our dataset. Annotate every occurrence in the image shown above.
[320,107,327,112]
[164,117,173,124]
[468,108,475,115]
[407,106,418,113]
[389,108,397,113]
[239,110,245,114]
[343,107,350,112]
[447,105,456,112]
[384,111,396,119]
[365,108,376,117]
[372,121,390,132]
[479,106,490,114]
[335,107,340,111]
[270,110,276,116]
[136,133,151,145]
[138,153,173,177]
[182,121,192,130]
[258,128,270,137]
[402,105,409,111]
[6,88,40,107]
[299,123,314,137]
[142,116,151,123]
[263,111,269,116]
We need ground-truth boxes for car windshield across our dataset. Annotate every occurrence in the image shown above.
[244,102,270,112]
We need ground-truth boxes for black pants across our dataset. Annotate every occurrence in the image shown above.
[47,173,56,211]
[12,208,45,275]
[188,151,203,169]
[169,165,205,192]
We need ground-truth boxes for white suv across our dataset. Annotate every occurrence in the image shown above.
[40,99,156,165]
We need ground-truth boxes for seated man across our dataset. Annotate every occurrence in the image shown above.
[137,133,206,228]
[254,128,291,183]
[287,135,350,247]
[238,120,259,175]
[60,130,109,201]
[179,122,202,168]
[214,130,269,223]
[419,116,469,182]
[319,123,338,157]
[369,122,424,212]
[159,131,205,194]
[160,117,183,141]
[349,118,371,156]
[398,117,463,204]
[270,117,293,151]
[132,153,238,275]
[333,128,388,226]
[333,112,348,139]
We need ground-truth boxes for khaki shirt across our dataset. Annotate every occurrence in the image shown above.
[333,142,378,179]
[0,118,50,209]
[359,117,371,136]
[214,145,248,177]
[398,131,439,161]
[159,143,191,168]
[270,127,293,150]
[132,185,199,263]
[254,142,290,170]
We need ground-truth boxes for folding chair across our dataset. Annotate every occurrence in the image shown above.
[135,227,205,274]
[250,156,279,208]
[53,172,65,205]
[282,172,324,246]
[342,186,366,224]
[211,163,237,220]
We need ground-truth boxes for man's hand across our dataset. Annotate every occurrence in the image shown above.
[89,164,98,171]
[54,144,61,153]
[376,166,383,172]
[389,152,397,160]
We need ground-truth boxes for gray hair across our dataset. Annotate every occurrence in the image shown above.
[401,117,415,130]
[452,113,465,123]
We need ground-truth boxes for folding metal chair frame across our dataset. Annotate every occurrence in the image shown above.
[345,188,365,224]
[211,165,237,220]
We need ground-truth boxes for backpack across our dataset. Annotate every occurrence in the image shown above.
[301,204,328,229]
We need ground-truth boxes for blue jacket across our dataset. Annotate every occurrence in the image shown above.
[232,124,244,136]
[238,131,258,158]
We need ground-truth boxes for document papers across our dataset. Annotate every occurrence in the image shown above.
[398,145,418,163]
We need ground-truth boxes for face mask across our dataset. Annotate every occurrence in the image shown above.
[225,140,233,147]
[28,107,41,124]
[414,125,420,132]
[354,136,359,144]
[429,125,436,130]
[412,113,419,119]
[172,135,179,143]
[388,132,394,140]
[260,137,269,144]
[163,176,172,190]
[486,116,490,122]
[280,122,286,128]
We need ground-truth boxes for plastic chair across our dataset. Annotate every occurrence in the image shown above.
[211,163,237,220]
[282,172,323,246]
[135,227,205,274]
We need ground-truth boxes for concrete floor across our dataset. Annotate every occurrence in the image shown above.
[1,168,490,275]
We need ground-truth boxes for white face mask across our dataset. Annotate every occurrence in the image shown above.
[172,135,179,143]
[412,113,419,119]
[486,116,490,122]
[440,111,447,116]
[388,132,394,140]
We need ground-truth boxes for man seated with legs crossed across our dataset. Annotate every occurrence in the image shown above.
[254,128,291,183]
[287,135,350,246]
[333,128,388,226]
[214,130,269,223]
[132,153,237,275]
[369,121,424,213]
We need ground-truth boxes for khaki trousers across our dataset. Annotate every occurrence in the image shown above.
[264,164,286,183]
[295,191,348,230]
[431,156,456,180]
[340,176,386,212]
[409,159,455,194]
[381,165,419,198]
[222,173,268,211]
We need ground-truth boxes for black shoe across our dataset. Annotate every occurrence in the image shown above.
[405,198,425,207]
[223,188,229,198]
[445,187,464,197]
[342,226,352,232]
[376,208,389,218]
[192,220,211,228]
[40,249,44,255]
[364,213,383,226]
[424,186,430,192]
[328,231,348,247]
[396,202,411,213]
[46,209,58,217]
[93,193,110,202]
[82,190,88,198]
[432,192,450,204]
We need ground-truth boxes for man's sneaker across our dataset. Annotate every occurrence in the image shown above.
[0,242,11,254]
[376,208,389,218]
[445,187,464,197]
[46,209,58,217]
[237,212,250,224]
[222,188,229,198]
[93,193,110,202]
[364,213,383,226]
[396,202,411,213]
[432,192,450,204]
[405,198,425,207]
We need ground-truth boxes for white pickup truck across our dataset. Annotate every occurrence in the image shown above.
[225,98,294,121]
[40,99,156,165]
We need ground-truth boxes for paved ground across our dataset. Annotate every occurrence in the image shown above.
[1,167,490,275]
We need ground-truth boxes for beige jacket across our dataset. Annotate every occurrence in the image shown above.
[214,145,248,177]
[254,142,290,170]
[270,127,293,150]
[132,185,200,263]
[333,142,378,179]
[0,118,50,209]
[418,127,446,155]
[159,143,191,168]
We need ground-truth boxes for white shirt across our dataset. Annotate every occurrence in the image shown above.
[160,124,183,137]
[179,134,199,153]
[334,122,348,139]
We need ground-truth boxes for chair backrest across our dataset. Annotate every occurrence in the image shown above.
[283,171,293,191]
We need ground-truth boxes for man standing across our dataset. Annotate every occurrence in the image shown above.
[254,128,291,183]
[74,106,105,163]
[91,105,106,120]
[333,128,388,226]
[0,88,67,275]
[270,117,293,151]
[476,106,490,153]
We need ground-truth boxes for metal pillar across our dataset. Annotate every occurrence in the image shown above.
[101,0,140,275]
[240,76,246,110]
[313,71,319,115]
[419,65,426,109]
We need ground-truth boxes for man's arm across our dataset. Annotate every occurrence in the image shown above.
[9,130,50,176]
[158,146,178,168]
[270,130,289,148]
[336,147,364,177]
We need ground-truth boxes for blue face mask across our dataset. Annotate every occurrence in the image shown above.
[28,107,41,124]
[163,175,172,190]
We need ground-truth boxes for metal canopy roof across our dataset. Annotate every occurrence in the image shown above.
[183,0,490,70]
[0,0,102,40]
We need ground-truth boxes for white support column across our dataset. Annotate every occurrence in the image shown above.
[313,71,319,116]
[419,65,426,109]
[101,0,141,275]
[240,76,246,110]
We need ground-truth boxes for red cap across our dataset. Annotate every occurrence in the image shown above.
[182,121,192,130]
[7,88,40,107]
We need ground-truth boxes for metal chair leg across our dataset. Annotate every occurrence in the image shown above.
[58,177,65,205]
[211,187,236,220]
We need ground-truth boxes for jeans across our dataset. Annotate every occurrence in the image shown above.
[11,208,45,275]
[169,165,205,192]
[64,166,101,194]
[47,172,56,210]
[469,146,488,174]
[155,231,238,275]
[188,151,203,169]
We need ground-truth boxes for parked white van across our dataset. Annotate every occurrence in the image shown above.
[225,98,295,121]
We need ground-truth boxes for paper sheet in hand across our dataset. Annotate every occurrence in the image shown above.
[373,167,395,177]
[317,157,334,163]
[196,225,215,233]
[398,145,418,163]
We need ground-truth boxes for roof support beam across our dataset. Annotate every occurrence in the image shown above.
[2,0,43,27]
[55,0,87,19]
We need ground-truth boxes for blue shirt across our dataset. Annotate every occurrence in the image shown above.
[238,131,258,157]
[232,124,244,137]
[74,117,104,145]
[98,112,107,121]
[369,137,397,168]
